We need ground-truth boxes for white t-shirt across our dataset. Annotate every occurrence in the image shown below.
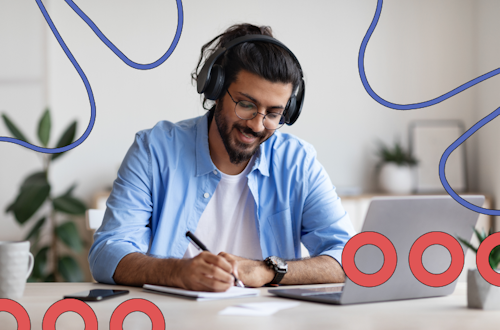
[183,156,263,260]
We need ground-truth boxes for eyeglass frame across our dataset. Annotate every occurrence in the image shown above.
[225,89,286,130]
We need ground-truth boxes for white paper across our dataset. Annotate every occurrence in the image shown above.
[219,301,300,316]
[143,284,259,301]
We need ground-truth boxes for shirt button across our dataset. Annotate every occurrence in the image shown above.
[203,193,209,198]
[213,170,218,175]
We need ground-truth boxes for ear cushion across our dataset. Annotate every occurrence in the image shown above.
[204,64,225,101]
[285,95,297,125]
[286,80,305,126]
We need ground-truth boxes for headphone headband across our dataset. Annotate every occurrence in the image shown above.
[197,34,305,126]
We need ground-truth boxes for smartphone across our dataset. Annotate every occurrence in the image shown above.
[63,289,129,301]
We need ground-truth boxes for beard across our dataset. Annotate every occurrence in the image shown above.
[214,99,267,165]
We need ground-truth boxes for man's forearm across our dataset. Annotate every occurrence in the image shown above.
[113,252,182,287]
[280,255,345,285]
[229,254,345,286]
[114,252,345,288]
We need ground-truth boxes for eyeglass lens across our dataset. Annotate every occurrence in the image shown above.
[234,100,285,129]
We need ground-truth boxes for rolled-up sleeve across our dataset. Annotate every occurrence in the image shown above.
[88,132,153,284]
[300,147,355,266]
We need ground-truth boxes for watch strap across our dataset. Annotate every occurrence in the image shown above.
[265,256,287,285]
[269,271,285,285]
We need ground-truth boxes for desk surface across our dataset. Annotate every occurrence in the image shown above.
[1,282,499,330]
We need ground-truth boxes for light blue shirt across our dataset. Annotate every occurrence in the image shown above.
[89,112,355,284]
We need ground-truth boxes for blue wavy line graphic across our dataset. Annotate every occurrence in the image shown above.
[0,0,184,153]
[359,0,500,215]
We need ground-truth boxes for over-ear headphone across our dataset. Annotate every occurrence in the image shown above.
[197,35,305,126]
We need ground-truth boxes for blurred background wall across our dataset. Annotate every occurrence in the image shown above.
[1,0,499,243]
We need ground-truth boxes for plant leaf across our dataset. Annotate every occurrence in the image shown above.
[27,275,38,283]
[56,221,82,253]
[5,200,16,213]
[491,245,500,259]
[32,246,50,279]
[20,171,48,188]
[8,172,50,223]
[52,195,86,215]
[457,237,477,254]
[375,139,417,165]
[37,108,51,147]
[11,178,50,224]
[473,228,487,244]
[24,217,46,241]
[43,272,56,282]
[9,172,50,221]
[58,256,83,282]
[62,183,77,197]
[1,113,30,143]
[51,121,77,161]
[489,246,500,270]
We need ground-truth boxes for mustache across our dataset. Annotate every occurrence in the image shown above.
[234,124,265,138]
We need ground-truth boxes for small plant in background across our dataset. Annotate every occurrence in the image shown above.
[375,139,418,166]
[458,227,500,270]
[375,139,418,194]
[2,108,86,282]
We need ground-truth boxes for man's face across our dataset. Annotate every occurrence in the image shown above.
[214,70,293,165]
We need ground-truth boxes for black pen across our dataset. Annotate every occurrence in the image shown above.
[186,231,245,288]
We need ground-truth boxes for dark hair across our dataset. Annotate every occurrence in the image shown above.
[191,23,303,110]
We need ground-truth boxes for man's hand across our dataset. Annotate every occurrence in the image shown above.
[173,251,236,292]
[113,252,237,292]
[218,252,274,287]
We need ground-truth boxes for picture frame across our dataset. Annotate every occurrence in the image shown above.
[409,120,467,193]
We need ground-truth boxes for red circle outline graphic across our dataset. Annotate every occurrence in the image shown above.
[110,298,165,330]
[0,299,30,330]
[42,298,97,330]
[342,231,397,287]
[476,232,500,286]
[408,231,464,287]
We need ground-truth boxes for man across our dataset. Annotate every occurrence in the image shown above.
[89,23,355,292]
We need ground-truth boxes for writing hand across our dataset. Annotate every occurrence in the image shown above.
[174,251,235,292]
[218,252,274,288]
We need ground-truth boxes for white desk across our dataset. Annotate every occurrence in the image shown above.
[1,282,499,330]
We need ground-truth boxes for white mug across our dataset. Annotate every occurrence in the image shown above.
[0,241,34,299]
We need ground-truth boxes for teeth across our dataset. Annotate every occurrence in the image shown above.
[240,129,253,139]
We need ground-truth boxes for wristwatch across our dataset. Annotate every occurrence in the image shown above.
[265,256,288,285]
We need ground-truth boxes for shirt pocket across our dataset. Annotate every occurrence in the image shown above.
[267,209,295,259]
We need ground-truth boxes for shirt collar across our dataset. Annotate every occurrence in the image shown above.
[195,112,270,177]
[195,113,217,177]
[253,144,270,177]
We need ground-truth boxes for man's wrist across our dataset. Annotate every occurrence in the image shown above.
[259,260,275,285]
[166,258,186,288]
[264,256,288,285]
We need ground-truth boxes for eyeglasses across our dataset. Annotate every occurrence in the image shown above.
[226,90,286,130]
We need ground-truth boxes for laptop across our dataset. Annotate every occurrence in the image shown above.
[269,195,484,305]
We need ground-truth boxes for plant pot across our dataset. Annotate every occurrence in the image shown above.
[378,163,414,194]
[467,268,500,310]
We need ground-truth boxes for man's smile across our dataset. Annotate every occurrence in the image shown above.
[236,127,258,144]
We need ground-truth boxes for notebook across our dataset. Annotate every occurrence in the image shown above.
[143,284,259,301]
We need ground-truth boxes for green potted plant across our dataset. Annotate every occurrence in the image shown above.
[458,228,500,310]
[375,140,418,194]
[2,108,86,282]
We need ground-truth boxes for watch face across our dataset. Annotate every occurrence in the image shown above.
[270,256,288,271]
